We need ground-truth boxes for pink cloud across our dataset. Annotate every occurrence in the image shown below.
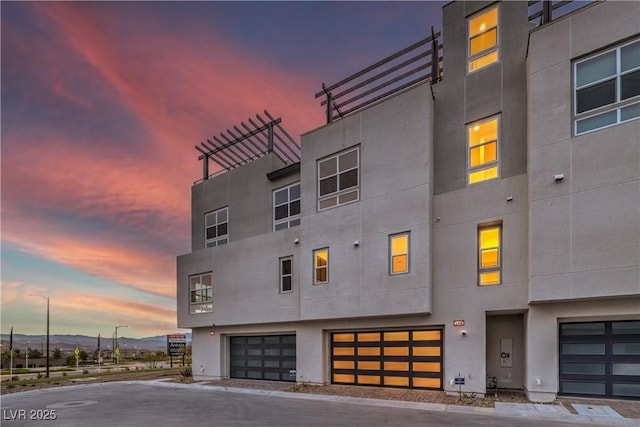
[3,2,325,310]
[39,2,321,147]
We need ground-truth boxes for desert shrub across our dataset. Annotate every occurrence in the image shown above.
[180,366,192,382]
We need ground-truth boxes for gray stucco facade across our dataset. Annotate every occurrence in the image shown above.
[177,1,640,401]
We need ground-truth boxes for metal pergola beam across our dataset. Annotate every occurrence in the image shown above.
[194,110,301,182]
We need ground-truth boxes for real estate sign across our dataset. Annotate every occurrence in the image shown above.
[167,334,187,357]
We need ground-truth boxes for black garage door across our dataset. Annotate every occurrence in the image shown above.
[559,320,640,399]
[230,335,296,382]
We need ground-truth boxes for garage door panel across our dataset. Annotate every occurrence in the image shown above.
[559,321,640,399]
[230,335,296,382]
[331,329,443,390]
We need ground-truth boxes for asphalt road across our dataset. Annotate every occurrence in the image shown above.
[1,381,577,427]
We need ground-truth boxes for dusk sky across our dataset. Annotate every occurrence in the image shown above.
[1,1,444,339]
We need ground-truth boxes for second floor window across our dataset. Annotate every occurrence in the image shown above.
[390,232,410,275]
[468,116,499,184]
[318,147,359,210]
[205,207,228,248]
[280,256,293,293]
[574,38,640,135]
[478,224,501,286]
[468,5,499,72]
[190,273,213,314]
[314,248,329,284]
[274,182,301,231]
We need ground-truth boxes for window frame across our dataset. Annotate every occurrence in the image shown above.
[389,232,410,275]
[467,115,500,185]
[573,38,640,135]
[279,256,293,293]
[317,146,360,211]
[478,222,502,286]
[189,272,213,314]
[467,5,499,73]
[205,206,228,248]
[313,248,329,285]
[273,182,301,231]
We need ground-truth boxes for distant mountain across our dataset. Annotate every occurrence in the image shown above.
[0,333,191,352]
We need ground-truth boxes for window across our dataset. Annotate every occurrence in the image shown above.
[314,248,329,284]
[468,116,499,184]
[205,207,228,248]
[574,38,640,134]
[390,232,410,275]
[468,6,499,72]
[478,224,501,286]
[318,147,359,210]
[274,183,301,231]
[190,273,212,314]
[280,256,293,293]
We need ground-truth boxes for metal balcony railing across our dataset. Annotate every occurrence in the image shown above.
[315,27,443,124]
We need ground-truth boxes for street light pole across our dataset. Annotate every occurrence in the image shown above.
[114,325,128,365]
[30,295,50,378]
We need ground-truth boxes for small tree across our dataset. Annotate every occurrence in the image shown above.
[53,348,63,360]
[144,352,160,368]
[28,348,43,359]
[79,350,89,361]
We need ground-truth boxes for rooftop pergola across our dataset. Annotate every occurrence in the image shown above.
[195,110,301,182]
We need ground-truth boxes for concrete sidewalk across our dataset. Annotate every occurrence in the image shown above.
[146,379,640,426]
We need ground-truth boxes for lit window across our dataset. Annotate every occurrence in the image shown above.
[390,232,410,275]
[318,147,359,210]
[190,273,212,313]
[478,224,501,286]
[574,39,640,135]
[205,207,228,248]
[314,248,329,284]
[468,6,499,72]
[468,116,499,184]
[274,182,301,231]
[280,256,293,293]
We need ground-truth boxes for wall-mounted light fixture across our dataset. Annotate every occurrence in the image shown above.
[353,240,360,247]
[293,238,300,244]
[554,173,564,181]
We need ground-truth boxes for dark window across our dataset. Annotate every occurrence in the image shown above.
[576,79,616,113]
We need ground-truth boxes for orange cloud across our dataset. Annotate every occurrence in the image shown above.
[4,282,178,336]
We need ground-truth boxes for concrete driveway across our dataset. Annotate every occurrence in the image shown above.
[1,380,583,427]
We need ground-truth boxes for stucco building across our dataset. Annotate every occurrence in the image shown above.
[177,0,640,401]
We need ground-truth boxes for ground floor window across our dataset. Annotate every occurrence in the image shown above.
[331,329,443,389]
[559,320,640,399]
